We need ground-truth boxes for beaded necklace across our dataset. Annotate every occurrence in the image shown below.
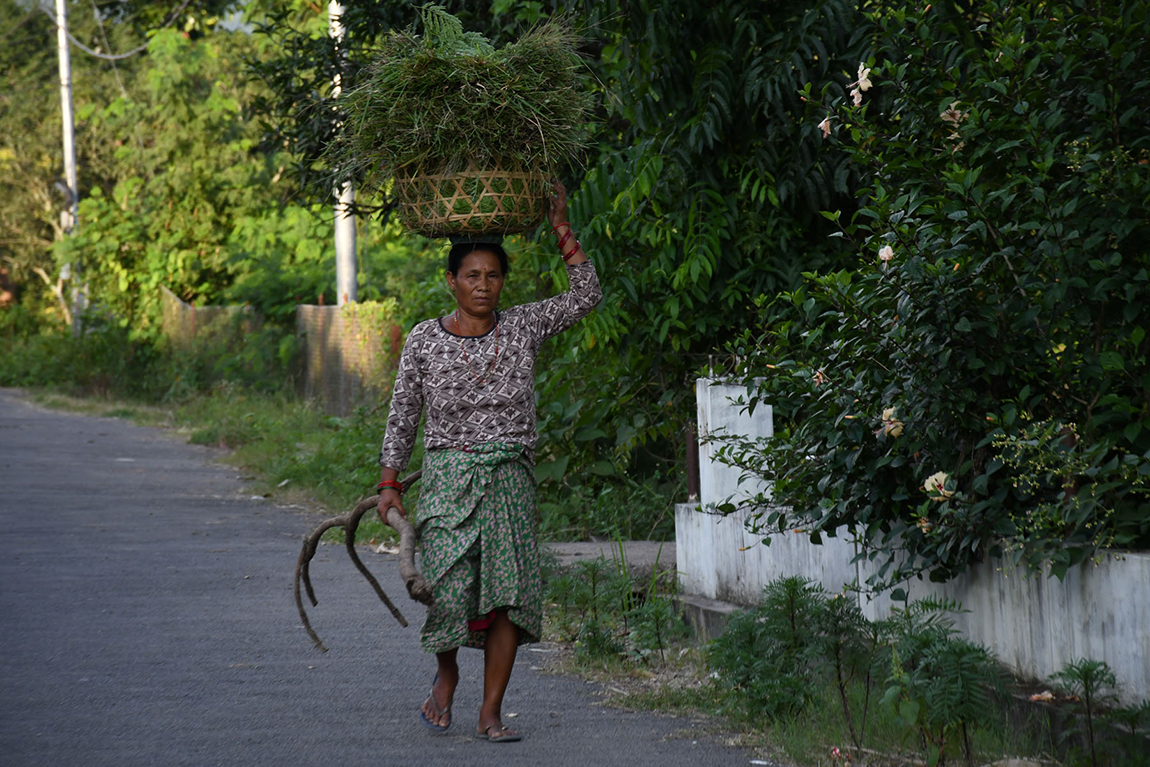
[455,309,501,384]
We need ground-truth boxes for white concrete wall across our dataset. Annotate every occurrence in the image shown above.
[675,504,859,605]
[676,378,1150,706]
[696,378,773,507]
[892,551,1150,707]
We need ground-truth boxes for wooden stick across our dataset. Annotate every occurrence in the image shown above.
[293,470,429,652]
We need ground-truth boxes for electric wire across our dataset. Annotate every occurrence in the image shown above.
[0,6,40,43]
[38,0,195,61]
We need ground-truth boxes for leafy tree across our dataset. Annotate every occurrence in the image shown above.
[531,0,869,474]
[712,1,1150,586]
[43,21,439,334]
[1,0,127,323]
[1,0,242,326]
[53,27,289,330]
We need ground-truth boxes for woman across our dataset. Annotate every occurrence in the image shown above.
[376,180,601,743]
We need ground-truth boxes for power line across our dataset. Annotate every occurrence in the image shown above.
[0,6,40,44]
[38,0,195,62]
[90,0,129,97]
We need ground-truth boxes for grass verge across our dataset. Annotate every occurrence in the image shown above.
[537,630,1065,767]
[534,561,1105,767]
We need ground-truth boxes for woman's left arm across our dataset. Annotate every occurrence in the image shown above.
[548,180,588,267]
[523,181,604,340]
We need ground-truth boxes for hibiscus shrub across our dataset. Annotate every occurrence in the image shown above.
[713,0,1150,591]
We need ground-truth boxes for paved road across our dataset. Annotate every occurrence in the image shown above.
[0,389,755,767]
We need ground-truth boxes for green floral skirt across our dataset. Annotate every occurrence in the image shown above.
[415,443,541,653]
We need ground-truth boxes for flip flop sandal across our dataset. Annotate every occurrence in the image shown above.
[419,675,451,733]
[477,724,522,743]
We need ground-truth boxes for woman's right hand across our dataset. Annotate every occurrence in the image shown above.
[377,489,406,528]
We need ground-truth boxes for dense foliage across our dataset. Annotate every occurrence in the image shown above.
[246,0,870,484]
[6,0,1150,577]
[1,0,244,323]
[3,5,445,331]
[2,0,133,323]
[53,28,288,330]
[508,0,872,530]
[712,1,1150,587]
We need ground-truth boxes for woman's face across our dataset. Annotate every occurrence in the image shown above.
[447,249,504,318]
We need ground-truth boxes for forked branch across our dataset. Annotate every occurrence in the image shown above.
[294,470,432,652]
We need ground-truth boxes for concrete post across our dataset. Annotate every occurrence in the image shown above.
[56,0,83,333]
[329,0,357,305]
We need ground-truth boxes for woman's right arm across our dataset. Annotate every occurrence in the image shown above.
[376,468,405,522]
[377,325,425,524]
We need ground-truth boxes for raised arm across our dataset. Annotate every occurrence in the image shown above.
[548,179,587,267]
[520,180,603,340]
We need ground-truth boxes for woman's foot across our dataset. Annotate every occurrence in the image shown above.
[476,721,522,743]
[419,680,452,732]
[475,610,520,741]
[420,656,458,732]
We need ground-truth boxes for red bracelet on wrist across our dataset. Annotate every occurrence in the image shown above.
[551,222,570,232]
[557,229,574,250]
[377,480,403,494]
[562,242,581,262]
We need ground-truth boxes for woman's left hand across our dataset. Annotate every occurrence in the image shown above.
[546,179,568,230]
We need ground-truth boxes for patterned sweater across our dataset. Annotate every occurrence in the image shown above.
[379,260,602,472]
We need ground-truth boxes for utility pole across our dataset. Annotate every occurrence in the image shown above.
[56,0,83,333]
[329,0,357,305]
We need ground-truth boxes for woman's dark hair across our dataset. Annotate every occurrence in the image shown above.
[447,242,510,276]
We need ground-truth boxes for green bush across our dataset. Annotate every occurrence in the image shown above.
[881,599,1004,767]
[545,552,685,664]
[712,0,1150,589]
[707,576,825,720]
[708,578,1007,766]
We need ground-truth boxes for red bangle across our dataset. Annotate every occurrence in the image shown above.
[377,480,403,494]
[557,230,574,250]
[551,222,570,232]
[562,241,581,261]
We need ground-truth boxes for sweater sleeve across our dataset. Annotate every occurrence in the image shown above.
[516,259,603,342]
[378,323,426,472]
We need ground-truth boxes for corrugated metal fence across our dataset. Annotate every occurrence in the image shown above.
[160,286,259,350]
[161,287,402,416]
[295,300,403,416]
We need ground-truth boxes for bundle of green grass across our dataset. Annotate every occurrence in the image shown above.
[335,5,594,236]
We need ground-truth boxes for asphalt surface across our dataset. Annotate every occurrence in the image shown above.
[0,388,756,767]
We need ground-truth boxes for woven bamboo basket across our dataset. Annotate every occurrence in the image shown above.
[392,162,548,237]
